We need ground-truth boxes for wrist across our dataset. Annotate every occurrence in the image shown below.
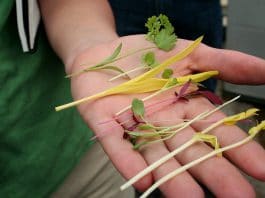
[64,32,119,74]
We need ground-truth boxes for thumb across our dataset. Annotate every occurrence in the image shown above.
[190,45,265,85]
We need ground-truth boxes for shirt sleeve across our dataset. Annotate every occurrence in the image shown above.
[16,0,40,52]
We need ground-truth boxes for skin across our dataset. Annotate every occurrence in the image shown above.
[39,0,265,197]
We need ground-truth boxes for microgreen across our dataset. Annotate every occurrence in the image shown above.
[132,98,145,117]
[122,108,261,195]
[222,108,259,125]
[173,79,192,103]
[138,120,265,198]
[193,133,221,156]
[138,124,155,130]
[67,43,122,78]
[145,14,177,51]
[102,43,123,63]
[164,78,178,88]
[133,141,149,150]
[197,90,223,105]
[109,51,159,82]
[174,84,223,105]
[142,51,158,68]
[162,68,173,79]
[67,43,156,78]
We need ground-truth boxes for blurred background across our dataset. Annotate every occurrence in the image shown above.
[218,0,265,197]
[220,0,265,103]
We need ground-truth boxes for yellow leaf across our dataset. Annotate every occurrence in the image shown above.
[176,71,219,84]
[223,108,259,125]
[132,36,204,83]
[55,37,219,111]
[193,133,221,156]
[248,120,265,136]
[55,78,167,111]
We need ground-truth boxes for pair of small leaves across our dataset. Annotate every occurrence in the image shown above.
[67,43,130,78]
[142,51,173,79]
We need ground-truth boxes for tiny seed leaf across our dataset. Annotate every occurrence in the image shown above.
[101,43,122,64]
[162,68,173,79]
[132,98,145,117]
[138,124,155,130]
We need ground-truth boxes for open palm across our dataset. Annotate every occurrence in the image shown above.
[68,35,265,197]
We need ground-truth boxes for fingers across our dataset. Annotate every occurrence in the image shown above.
[190,44,265,85]
[139,138,204,197]
[142,102,254,197]
[88,114,152,191]
[184,97,265,181]
[146,102,255,197]
[164,125,255,198]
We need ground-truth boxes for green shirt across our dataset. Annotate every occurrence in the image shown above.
[0,2,94,197]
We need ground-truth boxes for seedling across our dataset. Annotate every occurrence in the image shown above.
[66,43,156,78]
[121,108,259,191]
[145,14,177,51]
[138,120,265,198]
[109,51,159,82]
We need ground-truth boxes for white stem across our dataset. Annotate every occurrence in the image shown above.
[148,110,209,144]
[116,80,187,116]
[121,111,220,191]
[121,96,241,191]
[140,135,253,198]
[120,139,195,191]
[115,88,166,116]
[201,95,241,119]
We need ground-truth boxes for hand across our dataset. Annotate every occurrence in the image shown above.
[68,35,265,197]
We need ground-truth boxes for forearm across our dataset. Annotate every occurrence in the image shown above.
[38,0,118,70]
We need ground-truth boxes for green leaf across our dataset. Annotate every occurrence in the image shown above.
[145,14,177,51]
[100,66,130,78]
[85,65,130,79]
[145,16,160,41]
[133,141,148,150]
[142,52,155,66]
[155,29,177,51]
[138,124,155,130]
[164,78,178,88]
[132,98,145,117]
[162,68,173,79]
[100,43,122,65]
[128,131,160,137]
[142,52,159,68]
